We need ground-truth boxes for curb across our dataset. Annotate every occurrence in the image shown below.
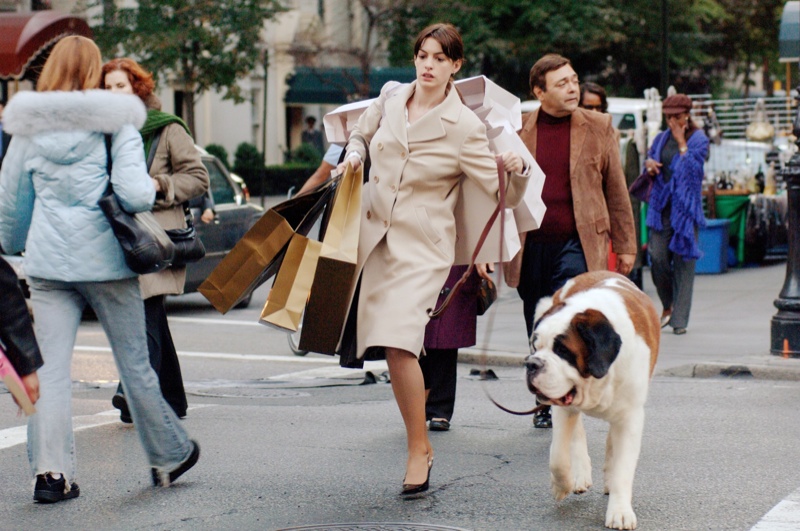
[459,350,800,382]
[657,362,800,381]
[458,348,527,367]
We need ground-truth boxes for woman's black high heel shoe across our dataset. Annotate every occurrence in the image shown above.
[401,455,433,495]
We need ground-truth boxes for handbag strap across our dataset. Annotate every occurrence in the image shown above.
[104,133,113,177]
[103,133,114,196]
[146,128,163,172]
[428,157,506,319]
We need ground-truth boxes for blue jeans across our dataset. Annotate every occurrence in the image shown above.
[27,276,193,483]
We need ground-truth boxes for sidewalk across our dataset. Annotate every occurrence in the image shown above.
[463,260,800,381]
[256,194,800,381]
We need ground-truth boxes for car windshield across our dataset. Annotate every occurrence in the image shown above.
[203,159,235,204]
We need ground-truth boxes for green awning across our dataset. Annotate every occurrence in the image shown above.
[285,66,416,104]
[780,1,800,63]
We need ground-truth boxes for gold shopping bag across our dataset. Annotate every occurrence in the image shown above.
[198,181,334,314]
[299,164,363,354]
[259,233,322,331]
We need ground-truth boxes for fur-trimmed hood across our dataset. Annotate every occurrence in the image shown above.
[3,89,146,136]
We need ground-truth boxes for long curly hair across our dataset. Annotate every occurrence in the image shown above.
[100,58,155,102]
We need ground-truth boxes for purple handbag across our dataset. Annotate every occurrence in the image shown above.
[628,170,654,203]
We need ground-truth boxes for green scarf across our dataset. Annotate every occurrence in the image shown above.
[140,109,192,161]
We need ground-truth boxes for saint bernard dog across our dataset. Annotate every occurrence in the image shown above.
[525,271,660,530]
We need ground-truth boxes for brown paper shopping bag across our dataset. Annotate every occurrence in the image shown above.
[259,233,322,331]
[198,182,334,314]
[299,164,363,354]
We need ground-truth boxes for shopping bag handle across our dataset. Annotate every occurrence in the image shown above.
[428,156,506,319]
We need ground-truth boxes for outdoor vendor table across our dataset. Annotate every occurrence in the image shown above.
[703,190,750,265]
[640,190,787,267]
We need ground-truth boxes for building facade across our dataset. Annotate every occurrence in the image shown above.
[1,0,390,165]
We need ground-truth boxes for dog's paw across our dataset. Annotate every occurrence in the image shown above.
[573,454,592,494]
[573,469,592,494]
[605,503,637,530]
[550,472,573,501]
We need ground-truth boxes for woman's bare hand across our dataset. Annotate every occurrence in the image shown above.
[476,262,494,281]
[336,158,360,175]
[17,372,39,406]
[645,158,662,175]
[500,151,524,174]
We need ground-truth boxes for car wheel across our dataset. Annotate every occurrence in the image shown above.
[287,323,308,356]
[234,293,252,309]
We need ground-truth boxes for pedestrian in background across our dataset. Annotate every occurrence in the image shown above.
[337,23,530,495]
[644,93,708,335]
[0,97,10,165]
[102,58,209,422]
[0,256,42,408]
[516,55,637,429]
[301,115,325,157]
[0,36,199,503]
[578,81,608,114]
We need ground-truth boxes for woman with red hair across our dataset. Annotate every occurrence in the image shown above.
[101,58,209,423]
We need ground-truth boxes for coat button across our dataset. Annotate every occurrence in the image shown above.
[374,175,380,183]
[390,185,396,193]
[400,150,407,158]
[366,210,372,219]
[383,220,389,228]
[377,143,384,150]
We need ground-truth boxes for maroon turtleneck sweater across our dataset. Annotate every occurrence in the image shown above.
[530,110,576,243]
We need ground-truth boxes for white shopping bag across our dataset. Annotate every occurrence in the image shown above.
[322,75,546,259]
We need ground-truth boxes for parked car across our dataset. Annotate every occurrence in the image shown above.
[186,147,263,307]
[1,148,264,308]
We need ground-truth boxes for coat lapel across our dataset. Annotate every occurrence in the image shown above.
[569,110,588,175]
[384,82,412,150]
[521,108,539,154]
[407,82,462,144]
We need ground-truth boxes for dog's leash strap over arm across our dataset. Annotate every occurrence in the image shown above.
[428,157,505,319]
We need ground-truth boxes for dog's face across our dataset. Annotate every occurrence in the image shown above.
[526,305,622,408]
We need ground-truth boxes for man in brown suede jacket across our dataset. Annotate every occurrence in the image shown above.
[517,54,637,428]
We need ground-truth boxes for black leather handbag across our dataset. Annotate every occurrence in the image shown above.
[146,128,206,268]
[165,205,206,267]
[98,134,175,275]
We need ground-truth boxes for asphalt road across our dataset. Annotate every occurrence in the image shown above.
[2,276,800,530]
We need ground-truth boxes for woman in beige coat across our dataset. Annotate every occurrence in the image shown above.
[338,23,530,495]
[102,58,209,421]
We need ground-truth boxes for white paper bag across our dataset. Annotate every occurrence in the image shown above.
[455,75,523,132]
[489,125,547,232]
[453,179,521,265]
[322,74,546,258]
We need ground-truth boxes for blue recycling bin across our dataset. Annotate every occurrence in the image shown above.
[695,218,731,274]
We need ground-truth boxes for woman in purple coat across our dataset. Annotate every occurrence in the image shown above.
[419,265,483,431]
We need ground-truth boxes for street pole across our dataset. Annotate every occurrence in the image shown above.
[660,0,668,97]
[771,84,800,357]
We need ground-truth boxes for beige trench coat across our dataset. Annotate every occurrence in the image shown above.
[139,122,209,299]
[345,81,529,359]
[518,107,636,271]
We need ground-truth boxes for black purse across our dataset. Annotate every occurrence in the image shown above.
[146,128,206,267]
[165,205,206,267]
[476,277,497,316]
[98,135,175,275]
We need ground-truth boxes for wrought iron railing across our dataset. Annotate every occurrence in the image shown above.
[689,93,798,141]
